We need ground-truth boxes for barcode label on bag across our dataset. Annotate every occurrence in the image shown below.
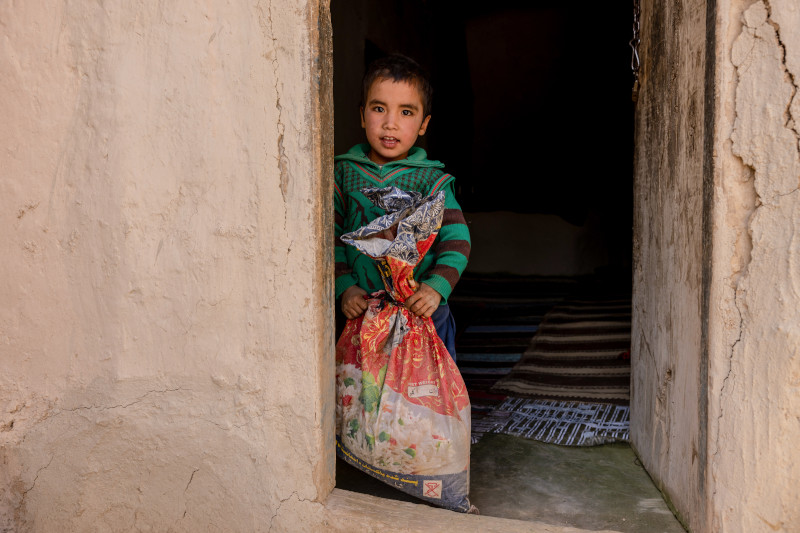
[408,384,439,398]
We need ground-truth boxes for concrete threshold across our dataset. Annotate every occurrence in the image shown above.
[324,489,623,533]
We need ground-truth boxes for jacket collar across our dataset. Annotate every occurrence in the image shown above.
[334,144,445,174]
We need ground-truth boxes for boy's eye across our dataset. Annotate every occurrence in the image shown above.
[373,106,384,113]
[401,110,413,116]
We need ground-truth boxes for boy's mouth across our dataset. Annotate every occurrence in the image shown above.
[380,136,399,148]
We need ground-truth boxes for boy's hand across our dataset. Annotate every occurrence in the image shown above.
[405,283,441,318]
[341,285,369,319]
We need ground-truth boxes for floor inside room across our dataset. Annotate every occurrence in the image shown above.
[336,274,685,531]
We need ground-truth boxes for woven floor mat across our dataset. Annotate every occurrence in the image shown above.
[490,296,632,405]
[474,398,630,446]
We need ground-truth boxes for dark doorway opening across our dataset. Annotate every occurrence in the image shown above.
[331,2,676,529]
[333,0,634,279]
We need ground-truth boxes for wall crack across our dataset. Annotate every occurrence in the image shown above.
[178,468,200,521]
[764,0,800,155]
[20,455,54,503]
[267,491,315,532]
[714,288,744,461]
[268,491,294,532]
[184,468,199,494]
[56,388,187,416]
[264,0,290,235]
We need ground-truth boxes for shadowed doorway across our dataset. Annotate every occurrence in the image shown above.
[329,2,681,530]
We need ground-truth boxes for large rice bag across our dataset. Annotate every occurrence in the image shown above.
[335,186,472,512]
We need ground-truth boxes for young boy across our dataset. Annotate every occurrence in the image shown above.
[334,54,470,358]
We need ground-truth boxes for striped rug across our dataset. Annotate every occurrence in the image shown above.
[490,297,632,404]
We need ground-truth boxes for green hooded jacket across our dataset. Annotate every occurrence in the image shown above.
[334,144,471,304]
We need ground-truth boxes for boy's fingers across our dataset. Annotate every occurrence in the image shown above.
[405,293,420,307]
[410,300,432,317]
[342,297,368,319]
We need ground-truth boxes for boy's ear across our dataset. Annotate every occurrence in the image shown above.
[360,107,366,128]
[418,115,432,136]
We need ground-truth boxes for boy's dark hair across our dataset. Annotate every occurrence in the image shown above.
[361,54,433,116]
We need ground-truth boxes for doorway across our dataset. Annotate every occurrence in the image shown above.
[329,1,679,530]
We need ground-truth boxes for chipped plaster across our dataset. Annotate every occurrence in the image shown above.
[707,0,800,530]
[634,0,800,531]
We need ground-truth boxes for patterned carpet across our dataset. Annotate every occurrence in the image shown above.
[451,274,632,445]
[474,398,630,446]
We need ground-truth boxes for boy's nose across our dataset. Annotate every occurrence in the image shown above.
[383,112,399,129]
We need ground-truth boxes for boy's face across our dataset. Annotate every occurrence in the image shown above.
[360,78,431,166]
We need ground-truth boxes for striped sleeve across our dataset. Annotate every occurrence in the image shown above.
[422,179,470,301]
[334,169,358,298]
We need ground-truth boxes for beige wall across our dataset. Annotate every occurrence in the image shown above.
[0,1,336,530]
[708,0,800,530]
[633,0,800,531]
[630,0,709,530]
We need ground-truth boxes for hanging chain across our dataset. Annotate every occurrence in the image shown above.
[630,0,641,103]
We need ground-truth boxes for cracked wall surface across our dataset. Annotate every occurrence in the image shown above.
[634,0,800,530]
[708,0,800,531]
[631,0,709,531]
[0,1,336,530]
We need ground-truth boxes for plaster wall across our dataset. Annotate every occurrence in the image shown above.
[707,0,800,530]
[634,0,800,530]
[0,1,337,530]
[630,0,708,530]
